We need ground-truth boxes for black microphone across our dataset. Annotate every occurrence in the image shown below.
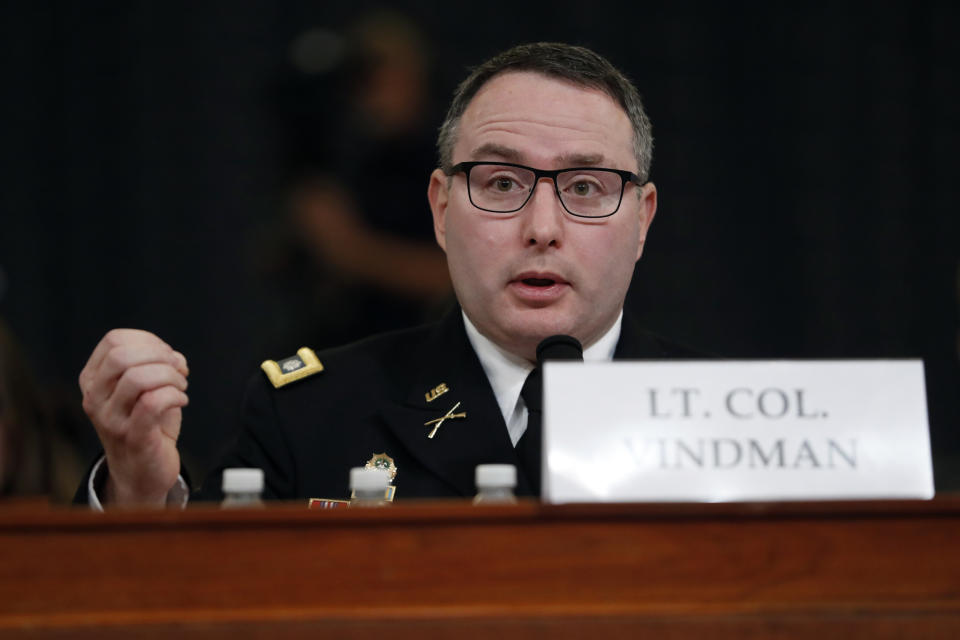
[536,335,584,364]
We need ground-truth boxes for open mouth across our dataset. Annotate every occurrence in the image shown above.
[512,272,569,292]
[521,277,556,287]
[510,273,568,302]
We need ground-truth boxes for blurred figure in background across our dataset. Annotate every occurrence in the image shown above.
[0,318,84,501]
[261,10,452,353]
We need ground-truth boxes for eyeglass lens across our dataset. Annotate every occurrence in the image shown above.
[467,164,624,217]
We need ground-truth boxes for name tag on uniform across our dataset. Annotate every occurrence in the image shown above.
[542,360,934,503]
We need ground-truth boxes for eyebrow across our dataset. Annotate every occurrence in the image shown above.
[469,143,607,167]
[557,152,605,166]
[470,143,523,162]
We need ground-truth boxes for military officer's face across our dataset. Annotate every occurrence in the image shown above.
[428,71,657,361]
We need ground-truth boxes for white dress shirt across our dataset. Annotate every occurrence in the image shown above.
[462,311,622,446]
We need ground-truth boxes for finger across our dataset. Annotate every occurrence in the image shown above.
[172,351,189,377]
[92,362,186,437]
[84,342,184,406]
[157,405,184,442]
[81,329,173,399]
[84,329,172,380]
[106,363,189,419]
[125,386,189,445]
[103,385,188,450]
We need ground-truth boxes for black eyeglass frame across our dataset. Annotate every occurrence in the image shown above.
[447,161,646,219]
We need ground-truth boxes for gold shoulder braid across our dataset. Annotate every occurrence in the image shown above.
[260,347,324,389]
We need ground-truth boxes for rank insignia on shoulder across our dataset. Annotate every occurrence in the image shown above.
[261,347,324,388]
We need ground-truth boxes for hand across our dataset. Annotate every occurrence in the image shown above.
[78,329,189,507]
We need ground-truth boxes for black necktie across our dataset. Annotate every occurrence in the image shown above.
[516,335,583,497]
[517,367,543,495]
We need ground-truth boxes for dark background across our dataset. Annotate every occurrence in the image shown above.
[2,2,957,491]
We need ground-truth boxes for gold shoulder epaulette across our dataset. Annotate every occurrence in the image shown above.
[261,347,324,389]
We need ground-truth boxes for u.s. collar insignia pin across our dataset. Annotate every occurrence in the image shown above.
[425,382,449,403]
[261,347,324,388]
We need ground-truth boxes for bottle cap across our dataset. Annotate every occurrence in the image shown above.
[475,464,517,489]
[350,467,390,492]
[222,468,264,494]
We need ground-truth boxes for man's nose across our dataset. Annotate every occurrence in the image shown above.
[521,178,565,248]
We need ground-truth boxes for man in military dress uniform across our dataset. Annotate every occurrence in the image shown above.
[76,42,693,507]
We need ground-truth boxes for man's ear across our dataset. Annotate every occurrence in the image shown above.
[635,182,658,261]
[427,168,449,252]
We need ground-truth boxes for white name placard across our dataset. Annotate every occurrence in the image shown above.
[542,360,933,503]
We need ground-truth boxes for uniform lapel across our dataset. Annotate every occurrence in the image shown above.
[378,310,523,497]
[378,311,680,497]
[615,312,678,359]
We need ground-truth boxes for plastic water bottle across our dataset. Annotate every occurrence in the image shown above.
[350,467,390,507]
[221,468,265,508]
[473,464,517,504]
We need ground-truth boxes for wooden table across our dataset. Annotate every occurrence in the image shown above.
[2,497,960,638]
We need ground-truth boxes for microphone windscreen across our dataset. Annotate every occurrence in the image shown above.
[536,335,584,363]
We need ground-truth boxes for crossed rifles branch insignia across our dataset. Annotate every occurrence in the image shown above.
[424,401,467,439]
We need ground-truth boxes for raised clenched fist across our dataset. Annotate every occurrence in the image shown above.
[78,329,189,506]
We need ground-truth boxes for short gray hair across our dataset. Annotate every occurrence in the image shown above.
[437,42,653,181]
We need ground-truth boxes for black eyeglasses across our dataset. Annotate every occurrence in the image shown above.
[447,161,644,218]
